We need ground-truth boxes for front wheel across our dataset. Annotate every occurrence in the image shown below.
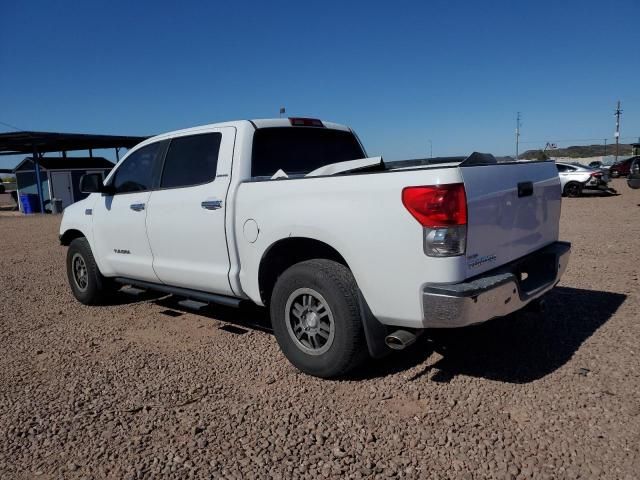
[66,237,116,305]
[270,259,368,378]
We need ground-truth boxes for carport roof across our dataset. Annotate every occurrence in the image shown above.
[13,156,115,172]
[0,131,148,156]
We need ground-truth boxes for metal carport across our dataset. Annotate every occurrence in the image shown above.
[0,131,148,212]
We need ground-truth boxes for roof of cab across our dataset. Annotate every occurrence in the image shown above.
[129,118,350,155]
[250,118,350,131]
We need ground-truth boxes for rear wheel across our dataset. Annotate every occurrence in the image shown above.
[66,237,116,305]
[270,259,368,378]
[563,181,582,197]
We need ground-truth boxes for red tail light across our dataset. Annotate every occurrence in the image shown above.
[402,184,467,227]
[591,172,602,178]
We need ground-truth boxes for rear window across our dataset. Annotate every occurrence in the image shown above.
[160,133,221,189]
[251,127,365,177]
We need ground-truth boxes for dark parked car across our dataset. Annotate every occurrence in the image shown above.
[628,158,640,189]
[609,157,637,178]
[589,160,603,169]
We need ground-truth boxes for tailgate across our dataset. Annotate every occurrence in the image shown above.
[460,161,561,278]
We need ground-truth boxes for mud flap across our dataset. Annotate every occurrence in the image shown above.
[357,290,391,359]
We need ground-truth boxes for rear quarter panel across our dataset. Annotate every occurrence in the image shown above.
[234,167,464,328]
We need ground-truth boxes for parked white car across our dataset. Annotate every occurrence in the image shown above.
[60,118,571,377]
[555,162,610,197]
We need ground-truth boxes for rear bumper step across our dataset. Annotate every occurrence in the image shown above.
[422,241,571,328]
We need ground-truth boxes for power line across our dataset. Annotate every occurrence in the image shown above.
[0,120,24,131]
[518,135,639,145]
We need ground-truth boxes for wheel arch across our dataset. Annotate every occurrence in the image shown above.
[59,228,86,246]
[258,237,350,307]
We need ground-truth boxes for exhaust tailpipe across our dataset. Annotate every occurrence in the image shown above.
[524,297,546,314]
[385,329,419,350]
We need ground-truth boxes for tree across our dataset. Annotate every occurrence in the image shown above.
[534,150,549,161]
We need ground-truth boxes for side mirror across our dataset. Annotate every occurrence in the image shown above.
[79,173,106,193]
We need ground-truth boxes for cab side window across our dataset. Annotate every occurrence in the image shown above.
[160,133,221,189]
[556,164,567,173]
[111,142,164,194]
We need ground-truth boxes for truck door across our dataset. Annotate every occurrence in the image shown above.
[92,140,166,282]
[145,127,236,295]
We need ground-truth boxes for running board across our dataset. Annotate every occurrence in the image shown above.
[113,277,242,308]
[178,299,208,311]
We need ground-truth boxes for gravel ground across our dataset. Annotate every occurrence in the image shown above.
[1,179,639,479]
[0,193,18,211]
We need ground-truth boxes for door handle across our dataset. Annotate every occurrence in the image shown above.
[201,200,223,210]
[130,203,145,211]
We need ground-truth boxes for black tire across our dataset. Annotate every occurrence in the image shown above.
[270,259,368,378]
[563,181,582,198]
[66,237,115,305]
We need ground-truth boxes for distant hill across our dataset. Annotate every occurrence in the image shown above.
[521,143,633,159]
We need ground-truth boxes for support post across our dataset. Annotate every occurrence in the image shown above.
[89,148,93,158]
[614,101,622,163]
[515,112,521,160]
[32,147,45,214]
[115,147,120,161]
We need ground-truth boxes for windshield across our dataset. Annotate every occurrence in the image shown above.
[251,127,365,177]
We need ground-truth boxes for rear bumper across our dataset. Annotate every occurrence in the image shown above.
[421,241,571,328]
[584,180,610,190]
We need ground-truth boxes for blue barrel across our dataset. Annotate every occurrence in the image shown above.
[19,193,41,214]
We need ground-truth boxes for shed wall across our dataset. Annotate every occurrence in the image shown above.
[16,171,50,201]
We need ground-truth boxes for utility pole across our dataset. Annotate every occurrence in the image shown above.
[515,112,521,160]
[614,101,622,162]
[429,140,433,158]
[603,138,607,158]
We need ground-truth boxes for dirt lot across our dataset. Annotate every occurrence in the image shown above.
[1,179,639,479]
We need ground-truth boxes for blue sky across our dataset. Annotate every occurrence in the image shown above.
[1,0,639,169]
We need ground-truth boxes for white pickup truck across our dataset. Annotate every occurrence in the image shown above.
[60,118,571,377]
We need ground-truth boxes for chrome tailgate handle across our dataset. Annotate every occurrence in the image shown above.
[130,203,145,211]
[201,199,223,210]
